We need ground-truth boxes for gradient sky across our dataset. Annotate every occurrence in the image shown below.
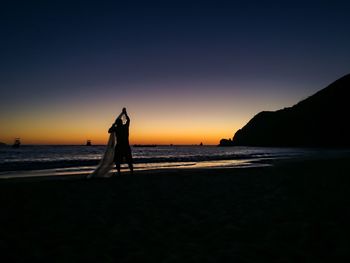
[1,1,350,145]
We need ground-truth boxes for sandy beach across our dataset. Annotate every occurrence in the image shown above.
[1,156,350,262]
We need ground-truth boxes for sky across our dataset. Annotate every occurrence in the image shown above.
[1,1,350,145]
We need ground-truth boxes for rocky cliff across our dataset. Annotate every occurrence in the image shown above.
[220,74,350,147]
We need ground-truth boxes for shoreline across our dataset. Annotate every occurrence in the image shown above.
[0,158,272,181]
[3,145,349,173]
[0,155,278,180]
[1,149,349,181]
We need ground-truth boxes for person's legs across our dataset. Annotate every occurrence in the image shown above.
[115,162,121,176]
[114,148,122,176]
[126,146,133,174]
[128,162,133,175]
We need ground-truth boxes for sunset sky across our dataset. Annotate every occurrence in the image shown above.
[1,1,350,145]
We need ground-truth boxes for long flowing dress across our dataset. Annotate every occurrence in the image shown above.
[87,132,116,178]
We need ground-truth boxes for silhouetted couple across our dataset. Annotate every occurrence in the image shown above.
[109,108,133,176]
[87,107,133,179]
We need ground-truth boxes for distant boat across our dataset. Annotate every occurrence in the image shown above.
[12,138,21,148]
[86,140,92,146]
[199,142,203,146]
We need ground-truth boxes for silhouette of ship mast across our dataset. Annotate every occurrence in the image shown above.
[12,138,21,148]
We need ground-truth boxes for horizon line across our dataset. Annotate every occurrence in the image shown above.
[0,143,217,146]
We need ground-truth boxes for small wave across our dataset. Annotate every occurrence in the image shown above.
[0,145,330,173]
[0,153,281,172]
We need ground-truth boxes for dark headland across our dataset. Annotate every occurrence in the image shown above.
[220,73,350,147]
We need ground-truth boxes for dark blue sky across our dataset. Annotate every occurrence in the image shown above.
[2,1,350,96]
[1,1,350,144]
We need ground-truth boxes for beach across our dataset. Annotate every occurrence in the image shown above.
[1,156,350,262]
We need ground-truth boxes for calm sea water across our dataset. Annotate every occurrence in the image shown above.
[0,145,349,178]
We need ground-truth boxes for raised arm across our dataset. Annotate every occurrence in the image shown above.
[115,111,124,123]
[108,111,124,133]
[123,108,130,126]
[125,114,130,127]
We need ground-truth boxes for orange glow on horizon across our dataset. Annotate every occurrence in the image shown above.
[0,128,238,145]
[0,116,242,145]
[1,85,287,146]
[0,100,250,145]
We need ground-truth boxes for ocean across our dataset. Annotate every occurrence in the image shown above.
[0,145,349,179]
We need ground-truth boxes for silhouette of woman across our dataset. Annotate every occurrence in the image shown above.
[108,108,134,175]
[87,108,133,179]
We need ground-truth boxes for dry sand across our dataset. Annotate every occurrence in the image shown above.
[1,157,350,262]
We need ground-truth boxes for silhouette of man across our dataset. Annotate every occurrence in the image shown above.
[109,108,133,175]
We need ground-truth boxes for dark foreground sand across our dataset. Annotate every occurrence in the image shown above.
[1,157,350,262]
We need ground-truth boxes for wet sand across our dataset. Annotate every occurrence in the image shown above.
[1,157,350,262]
